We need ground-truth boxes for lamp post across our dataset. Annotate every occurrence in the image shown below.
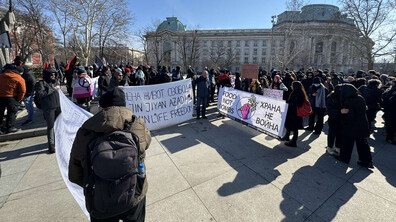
[269,15,277,72]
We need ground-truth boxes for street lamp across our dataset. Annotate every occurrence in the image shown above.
[269,15,277,71]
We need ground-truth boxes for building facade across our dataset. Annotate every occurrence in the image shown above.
[146,4,365,73]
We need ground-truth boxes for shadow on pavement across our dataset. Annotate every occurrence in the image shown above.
[0,142,47,162]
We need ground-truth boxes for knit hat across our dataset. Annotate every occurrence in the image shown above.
[99,87,126,108]
[125,68,131,73]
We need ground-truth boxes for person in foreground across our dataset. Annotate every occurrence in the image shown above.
[69,88,151,222]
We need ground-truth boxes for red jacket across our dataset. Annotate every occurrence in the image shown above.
[0,71,26,101]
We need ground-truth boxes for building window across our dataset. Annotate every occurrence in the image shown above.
[235,57,240,64]
[203,41,207,47]
[235,66,240,71]
[289,41,295,55]
[253,40,258,47]
[279,40,284,47]
[211,41,216,47]
[316,42,323,54]
[331,41,337,64]
[261,57,266,64]
[253,57,257,64]
[262,40,267,47]
[244,49,249,55]
[253,48,258,55]
[211,48,215,55]
[262,48,266,55]
[203,49,208,55]
[218,41,223,47]
[245,40,249,47]
[228,40,232,47]
[236,49,241,55]
[236,40,240,47]
[244,57,249,63]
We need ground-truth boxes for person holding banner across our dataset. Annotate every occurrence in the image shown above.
[195,70,211,119]
[281,81,308,147]
[34,68,61,153]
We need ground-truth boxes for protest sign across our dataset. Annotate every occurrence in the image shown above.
[241,64,258,79]
[122,79,194,131]
[263,88,284,100]
[217,87,288,138]
[55,91,92,219]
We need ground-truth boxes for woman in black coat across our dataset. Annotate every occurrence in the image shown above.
[337,84,373,168]
[281,81,308,147]
[326,85,342,155]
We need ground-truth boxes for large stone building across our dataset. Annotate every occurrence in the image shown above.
[146,4,365,73]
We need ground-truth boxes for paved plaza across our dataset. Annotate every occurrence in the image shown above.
[0,105,396,221]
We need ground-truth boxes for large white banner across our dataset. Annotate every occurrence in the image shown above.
[55,90,91,219]
[121,79,194,131]
[217,87,288,138]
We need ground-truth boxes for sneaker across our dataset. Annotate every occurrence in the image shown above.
[326,147,338,156]
[21,119,32,126]
[6,128,21,134]
[357,160,374,169]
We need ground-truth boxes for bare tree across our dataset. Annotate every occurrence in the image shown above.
[223,47,236,70]
[339,0,396,70]
[285,0,309,11]
[95,0,133,59]
[176,28,201,71]
[209,40,226,67]
[144,19,171,68]
[14,0,54,64]
[11,13,36,63]
[49,0,72,64]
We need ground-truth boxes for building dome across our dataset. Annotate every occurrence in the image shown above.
[157,17,186,32]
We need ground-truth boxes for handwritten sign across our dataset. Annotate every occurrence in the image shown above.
[263,88,284,100]
[122,79,194,131]
[217,87,288,138]
[55,90,91,219]
[241,64,259,79]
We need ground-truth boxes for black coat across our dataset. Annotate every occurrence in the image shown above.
[382,87,396,124]
[340,84,370,138]
[359,85,383,111]
[285,90,305,131]
[34,71,60,110]
[22,70,36,97]
[195,76,210,98]
[302,78,313,92]
[326,92,341,128]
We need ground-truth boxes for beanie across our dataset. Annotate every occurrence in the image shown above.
[99,87,126,108]
[125,68,131,73]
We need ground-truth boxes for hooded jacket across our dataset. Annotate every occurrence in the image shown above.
[340,84,370,138]
[22,67,36,97]
[69,106,151,205]
[0,70,26,101]
[34,69,60,110]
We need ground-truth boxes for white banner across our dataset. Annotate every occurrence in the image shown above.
[121,79,194,131]
[217,87,288,138]
[55,90,92,219]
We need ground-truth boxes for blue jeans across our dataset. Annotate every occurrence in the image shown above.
[23,96,34,121]
[196,96,207,118]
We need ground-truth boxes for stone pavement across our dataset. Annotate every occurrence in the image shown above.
[0,104,396,221]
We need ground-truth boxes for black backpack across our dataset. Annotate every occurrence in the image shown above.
[83,119,143,219]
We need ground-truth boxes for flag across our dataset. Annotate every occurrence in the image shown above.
[43,62,49,70]
[95,55,103,68]
[102,54,109,66]
[65,56,77,71]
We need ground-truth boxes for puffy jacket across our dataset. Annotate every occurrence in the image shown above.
[0,71,26,101]
[22,70,36,97]
[359,84,383,111]
[69,106,151,205]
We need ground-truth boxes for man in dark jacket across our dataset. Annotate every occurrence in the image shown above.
[34,68,61,153]
[337,84,373,168]
[21,65,36,125]
[172,66,183,81]
[195,70,210,119]
[98,66,111,95]
[302,71,314,92]
[69,88,151,222]
[0,64,26,134]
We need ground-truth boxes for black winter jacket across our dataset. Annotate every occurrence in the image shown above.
[22,70,36,97]
[34,71,60,110]
[340,84,370,138]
